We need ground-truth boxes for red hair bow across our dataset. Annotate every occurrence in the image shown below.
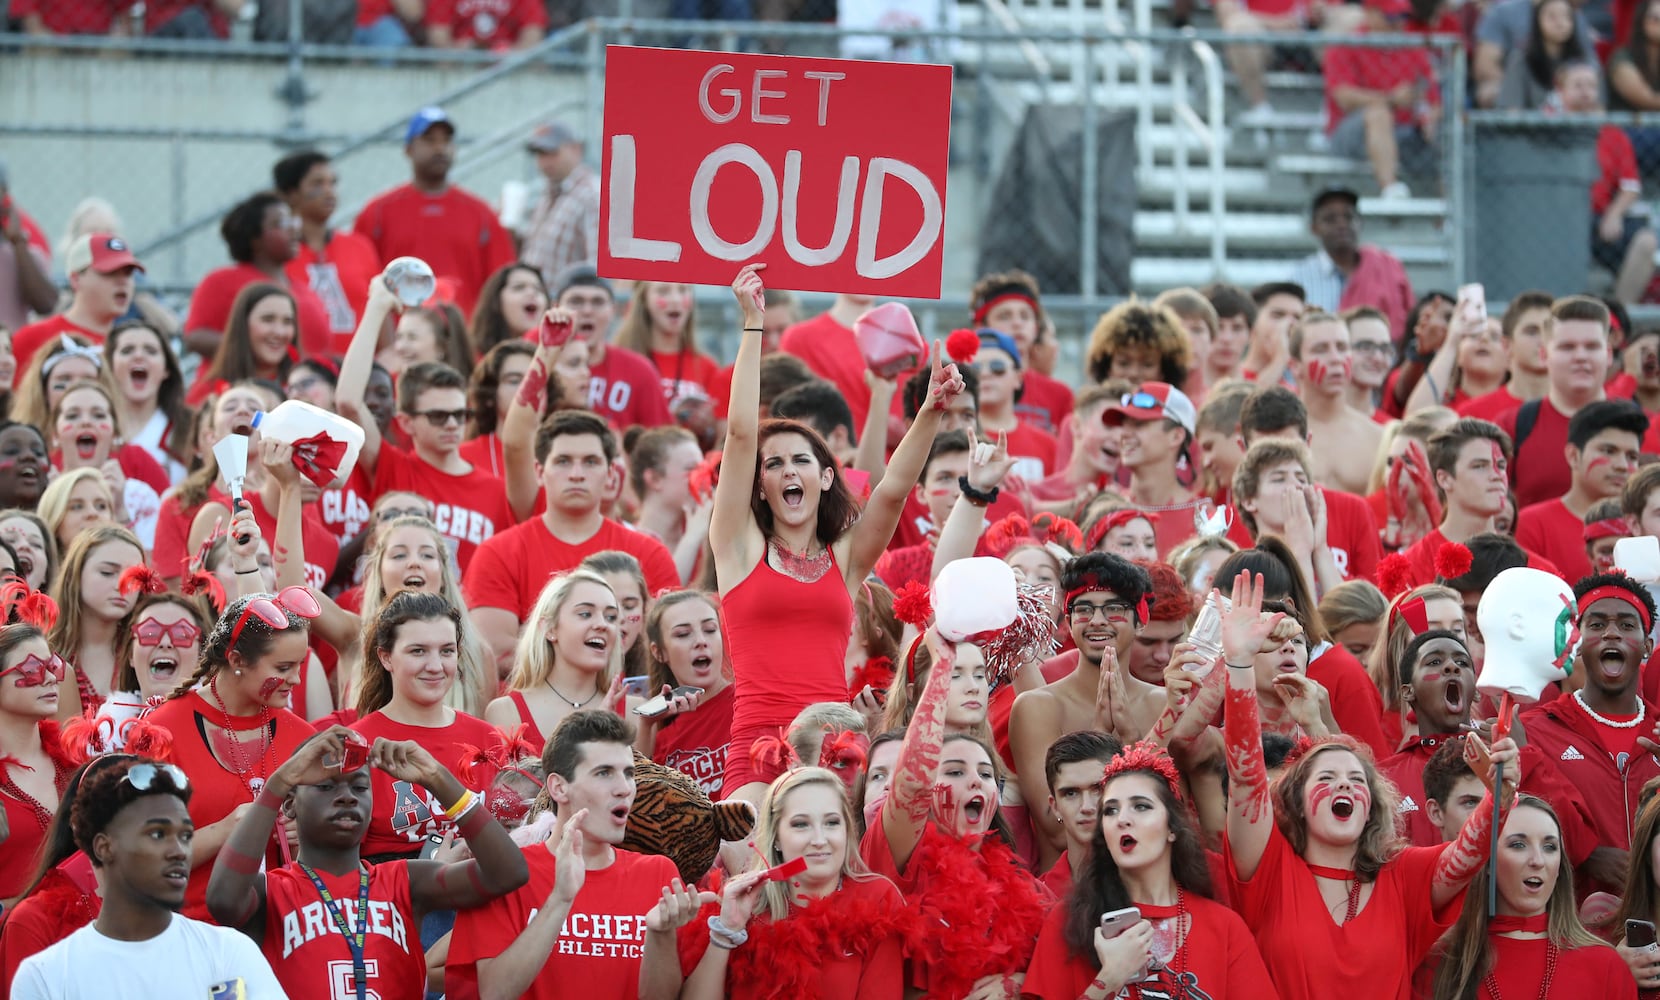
[456,724,541,790]
[748,729,798,777]
[118,564,168,597]
[1,579,58,632]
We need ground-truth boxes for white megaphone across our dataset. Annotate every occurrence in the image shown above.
[933,557,1019,644]
[1475,567,1579,705]
[212,431,252,543]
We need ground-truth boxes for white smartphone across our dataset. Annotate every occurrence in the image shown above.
[634,685,704,718]
[1099,906,1141,939]
[1458,283,1486,326]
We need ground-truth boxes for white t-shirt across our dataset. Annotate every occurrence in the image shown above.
[12,913,289,1000]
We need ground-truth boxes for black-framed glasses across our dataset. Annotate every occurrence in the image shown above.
[121,761,189,794]
[1068,599,1135,623]
[411,408,473,427]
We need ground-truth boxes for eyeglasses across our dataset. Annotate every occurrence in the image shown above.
[134,617,202,648]
[411,408,473,427]
[0,651,67,687]
[1351,341,1393,356]
[227,586,321,646]
[975,360,1012,376]
[120,761,189,794]
[377,505,433,523]
[1122,391,1162,410]
[1068,599,1135,624]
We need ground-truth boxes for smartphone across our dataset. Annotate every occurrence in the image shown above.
[1099,906,1141,939]
[1458,283,1486,327]
[634,685,704,718]
[418,833,445,860]
[1629,919,1659,951]
[620,676,651,698]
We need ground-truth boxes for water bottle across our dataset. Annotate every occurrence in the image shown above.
[1186,594,1231,678]
[384,257,436,308]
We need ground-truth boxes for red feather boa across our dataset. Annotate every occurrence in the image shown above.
[905,826,1053,999]
[684,879,914,1000]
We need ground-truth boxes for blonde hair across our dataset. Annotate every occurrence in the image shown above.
[787,702,867,766]
[37,467,115,545]
[358,516,492,716]
[616,281,702,356]
[506,570,620,692]
[1319,580,1389,636]
[749,767,885,921]
[11,333,104,435]
[48,523,144,667]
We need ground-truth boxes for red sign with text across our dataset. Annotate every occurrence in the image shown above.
[598,45,953,299]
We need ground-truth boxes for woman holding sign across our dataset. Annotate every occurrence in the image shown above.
[711,263,962,805]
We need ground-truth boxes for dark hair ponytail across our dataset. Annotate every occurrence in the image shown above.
[167,592,308,700]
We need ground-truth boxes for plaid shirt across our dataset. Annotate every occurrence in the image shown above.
[521,162,601,285]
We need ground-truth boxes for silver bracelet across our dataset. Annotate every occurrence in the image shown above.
[707,915,748,950]
[1225,660,1254,670]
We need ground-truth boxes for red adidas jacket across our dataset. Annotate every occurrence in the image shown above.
[1522,691,1660,851]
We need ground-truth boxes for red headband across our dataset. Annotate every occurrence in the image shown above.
[1578,585,1652,632]
[1584,518,1630,543]
[1085,509,1158,553]
[971,291,1039,326]
[1102,740,1183,794]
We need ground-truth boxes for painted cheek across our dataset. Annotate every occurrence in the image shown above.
[1307,359,1328,385]
[1490,442,1506,474]
[257,677,284,701]
[1307,781,1335,816]
[1350,784,1372,815]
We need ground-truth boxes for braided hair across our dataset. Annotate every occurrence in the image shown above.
[166,592,310,700]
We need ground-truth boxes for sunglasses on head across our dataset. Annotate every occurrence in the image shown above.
[0,651,67,687]
[227,586,321,646]
[1123,391,1162,410]
[134,617,201,648]
[120,761,190,795]
[377,505,432,522]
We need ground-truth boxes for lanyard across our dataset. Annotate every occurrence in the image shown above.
[300,863,371,1000]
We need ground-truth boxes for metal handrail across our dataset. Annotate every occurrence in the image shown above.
[976,0,1054,77]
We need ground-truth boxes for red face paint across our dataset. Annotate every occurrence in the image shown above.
[1350,783,1372,816]
[1586,456,1612,474]
[257,676,283,702]
[1307,359,1328,386]
[1489,441,1506,477]
[1307,781,1335,815]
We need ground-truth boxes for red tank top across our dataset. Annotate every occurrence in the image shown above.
[509,690,544,753]
[721,549,853,729]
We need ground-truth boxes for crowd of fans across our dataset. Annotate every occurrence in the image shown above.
[7,40,1660,1000]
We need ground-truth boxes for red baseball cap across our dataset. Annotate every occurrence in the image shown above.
[66,233,143,275]
[1101,382,1196,434]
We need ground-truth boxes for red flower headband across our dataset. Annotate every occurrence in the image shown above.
[62,714,175,765]
[1102,740,1183,796]
[983,512,1084,561]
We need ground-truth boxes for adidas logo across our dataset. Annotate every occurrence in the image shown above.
[1561,745,1586,761]
[1398,795,1419,813]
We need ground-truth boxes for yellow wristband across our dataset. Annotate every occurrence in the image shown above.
[443,790,475,820]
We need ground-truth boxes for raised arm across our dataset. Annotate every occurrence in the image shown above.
[1430,732,1520,909]
[500,309,570,522]
[383,740,529,912]
[930,428,1013,582]
[223,507,273,603]
[853,371,898,487]
[845,342,963,585]
[259,439,308,592]
[880,628,956,872]
[708,265,768,589]
[1221,571,1283,881]
[336,271,399,471]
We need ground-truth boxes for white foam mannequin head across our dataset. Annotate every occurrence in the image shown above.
[1475,567,1579,704]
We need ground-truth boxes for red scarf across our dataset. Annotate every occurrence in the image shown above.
[906,825,1054,1000]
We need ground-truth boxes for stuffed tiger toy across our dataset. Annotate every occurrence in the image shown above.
[622,750,756,883]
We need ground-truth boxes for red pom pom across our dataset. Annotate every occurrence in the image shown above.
[849,656,896,696]
[118,564,168,597]
[181,570,227,614]
[122,720,175,762]
[1376,552,1414,600]
[945,329,981,365]
[748,730,798,777]
[1435,542,1473,581]
[892,580,933,628]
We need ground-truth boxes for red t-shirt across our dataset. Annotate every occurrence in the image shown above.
[182,263,333,361]
[457,433,507,483]
[1228,484,1381,583]
[318,462,374,549]
[647,349,721,404]
[463,516,679,620]
[587,345,675,430]
[0,869,98,997]
[50,444,170,498]
[445,843,678,1000]
[1485,934,1634,998]
[1307,643,1392,761]
[1004,421,1059,479]
[1498,396,1575,510]
[347,710,501,858]
[1324,32,1439,133]
[651,683,734,800]
[152,490,214,580]
[1594,124,1643,218]
[143,693,314,920]
[1515,498,1594,584]
[426,0,548,46]
[372,445,514,573]
[1014,370,1075,436]
[10,314,103,385]
[1398,527,1562,589]
[1455,386,1527,423]
[244,491,341,591]
[1225,823,1459,1000]
[780,313,872,429]
[352,184,515,317]
[1023,890,1276,1000]
[285,231,382,354]
[1037,851,1073,898]
[11,0,123,32]
[260,859,425,1000]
